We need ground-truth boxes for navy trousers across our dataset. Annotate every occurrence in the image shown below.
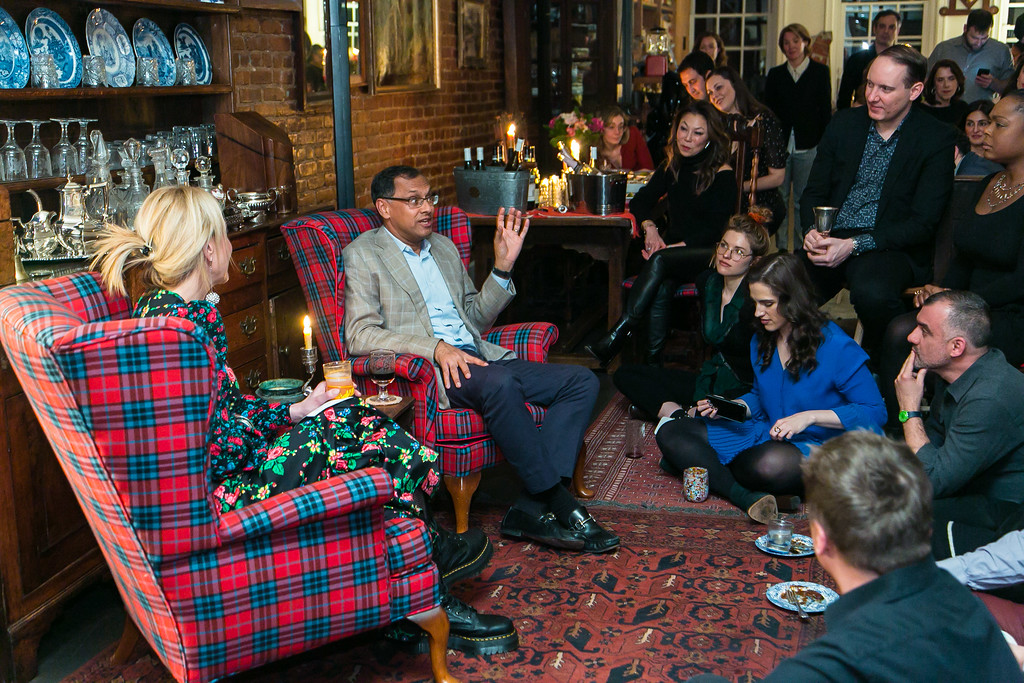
[445,357,598,494]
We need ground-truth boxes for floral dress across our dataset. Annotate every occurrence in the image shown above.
[134,290,440,519]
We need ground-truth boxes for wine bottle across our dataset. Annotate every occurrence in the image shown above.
[463,147,473,170]
[475,146,485,170]
[505,138,524,171]
[556,140,598,174]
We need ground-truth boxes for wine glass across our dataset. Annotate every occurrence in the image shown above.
[51,118,79,177]
[367,349,401,406]
[0,120,25,180]
[25,120,51,178]
[74,118,98,175]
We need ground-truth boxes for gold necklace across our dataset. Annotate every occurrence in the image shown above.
[987,172,1024,208]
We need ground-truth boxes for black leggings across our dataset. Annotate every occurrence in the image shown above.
[656,417,804,507]
[624,246,713,352]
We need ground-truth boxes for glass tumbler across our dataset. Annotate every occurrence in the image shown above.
[30,53,58,89]
[82,55,106,87]
[175,58,197,86]
[137,57,159,87]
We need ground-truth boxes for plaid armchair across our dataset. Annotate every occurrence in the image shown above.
[282,207,591,533]
[0,272,456,683]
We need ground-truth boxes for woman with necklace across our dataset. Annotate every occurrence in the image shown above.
[587,100,737,366]
[613,215,770,418]
[880,91,1024,424]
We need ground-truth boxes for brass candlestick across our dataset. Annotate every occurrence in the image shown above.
[301,346,318,395]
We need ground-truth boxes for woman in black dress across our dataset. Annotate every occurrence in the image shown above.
[920,59,969,129]
[613,214,770,418]
[706,66,788,236]
[587,100,737,365]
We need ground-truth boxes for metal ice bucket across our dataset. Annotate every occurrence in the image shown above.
[567,172,627,215]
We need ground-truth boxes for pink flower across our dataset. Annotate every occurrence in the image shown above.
[224,487,240,504]
[207,311,217,323]
[267,446,283,459]
[426,469,440,487]
[561,112,578,125]
[228,436,243,446]
[323,408,338,422]
[213,484,226,498]
[360,415,376,426]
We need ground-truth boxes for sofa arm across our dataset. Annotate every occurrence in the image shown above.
[351,353,441,448]
[485,323,558,362]
[217,467,393,542]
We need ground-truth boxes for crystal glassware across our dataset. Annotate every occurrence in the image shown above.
[367,349,401,406]
[136,57,159,87]
[175,57,197,86]
[0,120,26,180]
[30,53,57,89]
[51,118,79,177]
[74,119,98,176]
[82,55,106,87]
[25,120,52,178]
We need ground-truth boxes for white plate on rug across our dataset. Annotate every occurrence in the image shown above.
[133,18,175,86]
[85,9,134,87]
[173,23,211,85]
[766,581,838,614]
[755,533,815,557]
[25,8,82,87]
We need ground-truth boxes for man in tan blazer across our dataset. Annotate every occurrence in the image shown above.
[344,165,617,556]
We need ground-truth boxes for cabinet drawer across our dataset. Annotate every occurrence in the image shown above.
[223,303,266,351]
[267,235,299,295]
[217,241,265,296]
[234,356,269,394]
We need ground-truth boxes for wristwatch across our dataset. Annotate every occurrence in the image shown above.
[898,410,923,423]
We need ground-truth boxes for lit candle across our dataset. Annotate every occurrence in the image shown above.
[303,315,312,350]
[506,123,516,152]
[570,139,580,162]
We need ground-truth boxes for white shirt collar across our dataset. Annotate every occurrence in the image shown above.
[787,57,810,81]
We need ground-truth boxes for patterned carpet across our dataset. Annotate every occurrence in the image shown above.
[64,394,829,683]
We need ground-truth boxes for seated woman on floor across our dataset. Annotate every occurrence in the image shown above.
[586,100,737,366]
[613,214,770,418]
[596,105,654,172]
[90,187,517,653]
[959,100,1004,176]
[655,253,886,523]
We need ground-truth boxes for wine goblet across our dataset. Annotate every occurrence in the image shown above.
[74,118,98,174]
[51,118,79,177]
[25,120,51,178]
[0,120,26,180]
[367,349,401,406]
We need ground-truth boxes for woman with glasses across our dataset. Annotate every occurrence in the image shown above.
[613,215,769,419]
[587,100,737,366]
[596,105,653,172]
[656,253,886,522]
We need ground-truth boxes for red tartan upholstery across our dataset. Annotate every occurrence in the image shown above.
[0,272,443,683]
[281,208,558,482]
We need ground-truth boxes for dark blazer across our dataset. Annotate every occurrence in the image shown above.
[764,60,832,150]
[836,45,877,109]
[799,105,955,276]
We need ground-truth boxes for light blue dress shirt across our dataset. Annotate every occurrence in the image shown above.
[383,228,510,350]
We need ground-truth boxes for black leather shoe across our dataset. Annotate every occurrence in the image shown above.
[385,593,519,655]
[584,318,633,367]
[501,505,620,554]
[432,526,492,588]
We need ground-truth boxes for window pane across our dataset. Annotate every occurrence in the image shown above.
[695,0,718,14]
[694,17,716,36]
[719,17,741,45]
[901,9,924,37]
[846,11,870,38]
[745,0,767,12]
[744,16,765,46]
[721,0,742,13]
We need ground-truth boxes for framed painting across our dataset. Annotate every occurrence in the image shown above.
[458,0,487,69]
[366,0,440,93]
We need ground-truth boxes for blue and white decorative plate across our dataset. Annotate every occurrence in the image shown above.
[132,19,175,86]
[755,533,815,557]
[766,581,839,614]
[25,8,82,88]
[0,8,30,89]
[173,23,211,85]
[85,9,134,88]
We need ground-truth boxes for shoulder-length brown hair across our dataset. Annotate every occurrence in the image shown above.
[924,59,965,105]
[707,66,769,118]
[778,24,812,57]
[664,99,730,195]
[746,252,826,378]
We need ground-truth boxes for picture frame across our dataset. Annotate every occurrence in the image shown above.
[458,0,487,69]
[366,0,440,94]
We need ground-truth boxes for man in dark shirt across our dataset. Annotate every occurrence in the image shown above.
[836,9,901,109]
[800,45,954,354]
[689,431,1022,682]
[895,291,1024,559]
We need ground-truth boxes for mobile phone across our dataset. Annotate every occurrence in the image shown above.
[706,394,747,422]
[978,68,991,76]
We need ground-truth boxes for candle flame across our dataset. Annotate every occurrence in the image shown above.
[303,315,311,333]
[570,139,580,161]
[507,123,516,137]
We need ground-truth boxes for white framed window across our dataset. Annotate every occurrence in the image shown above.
[692,0,771,82]
[998,2,1024,44]
[840,1,925,63]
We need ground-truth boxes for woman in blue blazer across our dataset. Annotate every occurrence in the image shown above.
[656,253,886,522]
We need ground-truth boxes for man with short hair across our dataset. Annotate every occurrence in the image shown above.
[344,166,619,557]
[895,290,1024,559]
[930,9,1013,103]
[836,9,901,109]
[690,432,1023,681]
[677,50,715,102]
[800,45,954,354]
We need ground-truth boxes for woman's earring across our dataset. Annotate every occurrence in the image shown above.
[206,290,220,305]
[704,141,710,149]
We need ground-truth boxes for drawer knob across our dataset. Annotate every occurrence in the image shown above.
[246,368,263,390]
[279,345,290,358]
[240,316,259,337]
[240,257,257,276]
[277,244,291,261]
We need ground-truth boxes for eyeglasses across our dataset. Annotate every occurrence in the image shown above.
[716,241,750,260]
[380,193,439,208]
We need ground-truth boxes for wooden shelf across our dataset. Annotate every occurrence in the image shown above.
[0,85,233,101]
[91,0,241,13]
[1,176,85,193]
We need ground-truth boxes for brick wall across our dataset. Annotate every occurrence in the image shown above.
[228,1,507,210]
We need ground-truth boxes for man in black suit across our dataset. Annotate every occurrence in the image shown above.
[800,45,955,355]
[836,9,901,109]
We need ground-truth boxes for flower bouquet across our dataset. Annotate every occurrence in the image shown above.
[547,109,603,149]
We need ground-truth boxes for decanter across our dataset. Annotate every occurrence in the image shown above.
[85,130,113,223]
[148,143,173,190]
[118,138,150,229]
[170,147,191,186]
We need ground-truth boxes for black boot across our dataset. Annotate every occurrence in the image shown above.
[385,593,519,655]
[431,526,493,588]
[585,317,633,366]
